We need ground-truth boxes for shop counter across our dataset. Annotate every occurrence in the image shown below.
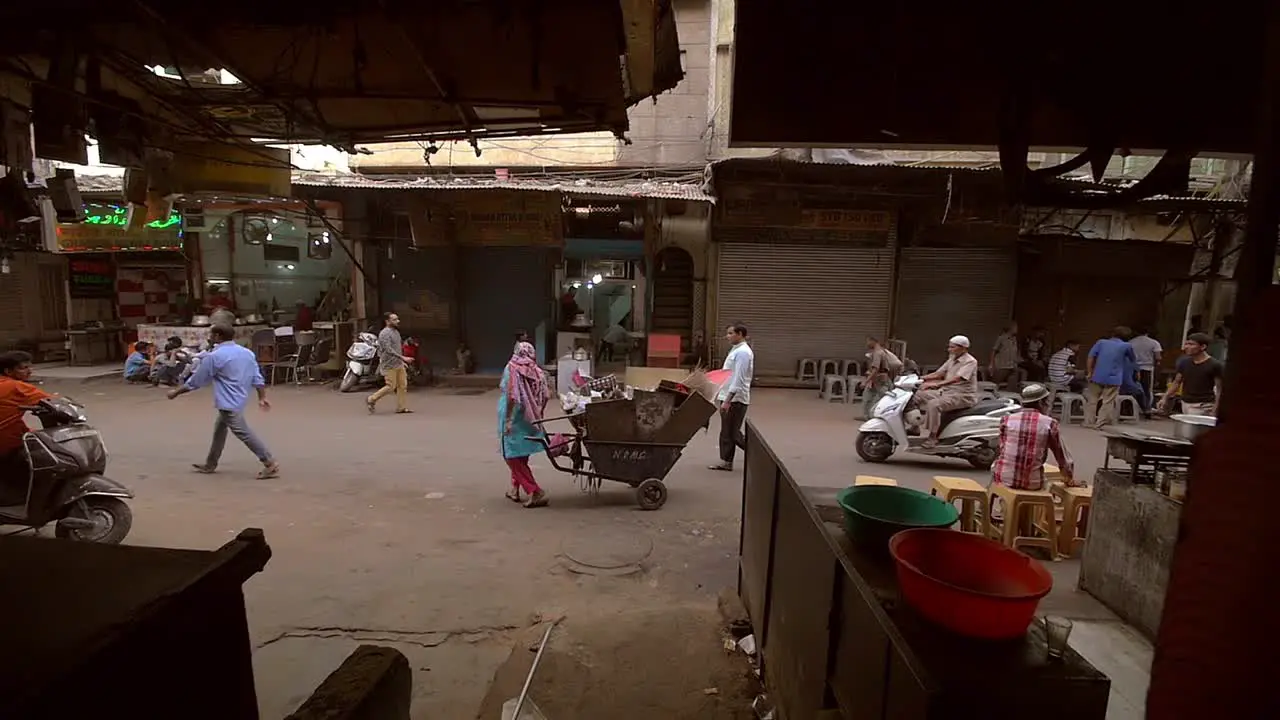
[136,323,268,349]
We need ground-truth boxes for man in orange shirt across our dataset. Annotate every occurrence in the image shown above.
[0,351,51,482]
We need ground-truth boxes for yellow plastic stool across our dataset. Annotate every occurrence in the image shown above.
[931,476,987,533]
[983,484,1058,558]
[854,475,899,487]
[1051,482,1093,557]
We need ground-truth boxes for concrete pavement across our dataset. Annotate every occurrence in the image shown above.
[33,381,1149,718]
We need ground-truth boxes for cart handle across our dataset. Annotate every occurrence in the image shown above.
[531,414,579,427]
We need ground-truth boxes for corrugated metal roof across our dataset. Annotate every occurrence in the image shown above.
[291,173,714,202]
[69,172,714,203]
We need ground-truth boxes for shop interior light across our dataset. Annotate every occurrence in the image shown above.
[586,282,594,289]
[571,281,582,289]
[591,273,603,284]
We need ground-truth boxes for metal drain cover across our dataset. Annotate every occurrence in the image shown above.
[559,534,654,576]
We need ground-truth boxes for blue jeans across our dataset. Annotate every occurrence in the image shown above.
[1121,378,1150,412]
[206,409,273,468]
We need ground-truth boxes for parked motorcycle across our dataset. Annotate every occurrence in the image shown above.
[0,397,134,544]
[855,374,1017,469]
[339,332,428,392]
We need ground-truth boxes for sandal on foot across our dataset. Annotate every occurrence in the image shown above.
[708,463,733,471]
[257,463,281,479]
[192,464,217,474]
[505,490,522,502]
[366,400,376,414]
[396,408,414,414]
[524,491,549,508]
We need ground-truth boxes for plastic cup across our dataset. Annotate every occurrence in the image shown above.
[1044,616,1074,660]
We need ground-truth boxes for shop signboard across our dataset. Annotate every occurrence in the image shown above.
[55,203,184,253]
[797,208,892,231]
[451,191,563,246]
[67,255,116,299]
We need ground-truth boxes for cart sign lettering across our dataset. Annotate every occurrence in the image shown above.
[610,447,649,464]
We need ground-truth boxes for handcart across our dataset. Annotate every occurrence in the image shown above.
[530,380,717,510]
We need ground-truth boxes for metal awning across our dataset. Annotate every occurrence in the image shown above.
[0,1,682,160]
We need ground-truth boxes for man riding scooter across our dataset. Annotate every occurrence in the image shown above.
[0,351,52,486]
[911,335,980,448]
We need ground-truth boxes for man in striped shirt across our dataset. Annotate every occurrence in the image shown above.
[1047,340,1084,393]
[991,384,1078,491]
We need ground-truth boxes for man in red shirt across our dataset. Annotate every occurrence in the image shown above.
[0,351,52,481]
[991,384,1079,491]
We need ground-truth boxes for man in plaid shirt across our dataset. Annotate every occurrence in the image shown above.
[991,384,1080,491]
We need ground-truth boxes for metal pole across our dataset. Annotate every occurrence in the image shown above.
[511,621,556,720]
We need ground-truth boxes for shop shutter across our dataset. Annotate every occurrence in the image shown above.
[715,241,896,376]
[461,246,552,372]
[0,257,27,347]
[379,238,457,367]
[893,247,1017,368]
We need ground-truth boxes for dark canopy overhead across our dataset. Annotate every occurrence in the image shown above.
[0,0,682,161]
[729,2,1267,206]
[731,3,1263,154]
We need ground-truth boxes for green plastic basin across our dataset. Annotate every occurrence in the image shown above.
[836,485,960,554]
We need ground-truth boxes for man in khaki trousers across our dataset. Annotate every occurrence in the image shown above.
[1083,326,1134,429]
[367,312,412,414]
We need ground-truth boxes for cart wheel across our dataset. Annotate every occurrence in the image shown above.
[636,478,668,511]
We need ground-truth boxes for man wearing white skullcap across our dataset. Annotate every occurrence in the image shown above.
[912,335,980,447]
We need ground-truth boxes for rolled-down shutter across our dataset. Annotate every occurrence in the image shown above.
[461,246,551,372]
[893,247,1017,368]
[716,242,896,376]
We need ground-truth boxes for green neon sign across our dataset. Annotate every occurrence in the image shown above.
[83,204,182,230]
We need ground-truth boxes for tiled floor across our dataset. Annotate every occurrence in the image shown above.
[1069,620,1154,720]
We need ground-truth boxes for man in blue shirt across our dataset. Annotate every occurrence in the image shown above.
[167,325,279,478]
[1085,326,1136,429]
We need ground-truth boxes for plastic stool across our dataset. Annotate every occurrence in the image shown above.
[1117,395,1141,423]
[820,374,849,403]
[983,484,1058,558]
[1050,482,1092,557]
[931,476,987,533]
[818,359,841,385]
[848,375,865,395]
[841,359,863,378]
[797,358,819,381]
[855,475,898,486]
[1055,392,1086,424]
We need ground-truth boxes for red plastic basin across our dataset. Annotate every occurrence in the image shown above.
[889,528,1053,640]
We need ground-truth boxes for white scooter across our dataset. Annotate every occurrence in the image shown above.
[339,331,380,392]
[856,374,1018,469]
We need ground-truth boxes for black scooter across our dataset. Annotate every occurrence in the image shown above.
[0,397,134,544]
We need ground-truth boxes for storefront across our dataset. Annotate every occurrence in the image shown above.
[384,189,561,372]
[557,196,648,363]
[892,228,1019,368]
[0,251,68,357]
[1014,236,1195,355]
[712,182,897,376]
[191,199,347,319]
[51,200,190,358]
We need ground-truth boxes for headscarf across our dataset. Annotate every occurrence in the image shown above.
[507,341,548,424]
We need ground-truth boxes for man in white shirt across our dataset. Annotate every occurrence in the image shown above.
[710,324,754,471]
[913,335,980,448]
[1128,327,1163,413]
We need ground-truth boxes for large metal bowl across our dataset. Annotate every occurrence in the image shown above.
[1171,413,1216,441]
